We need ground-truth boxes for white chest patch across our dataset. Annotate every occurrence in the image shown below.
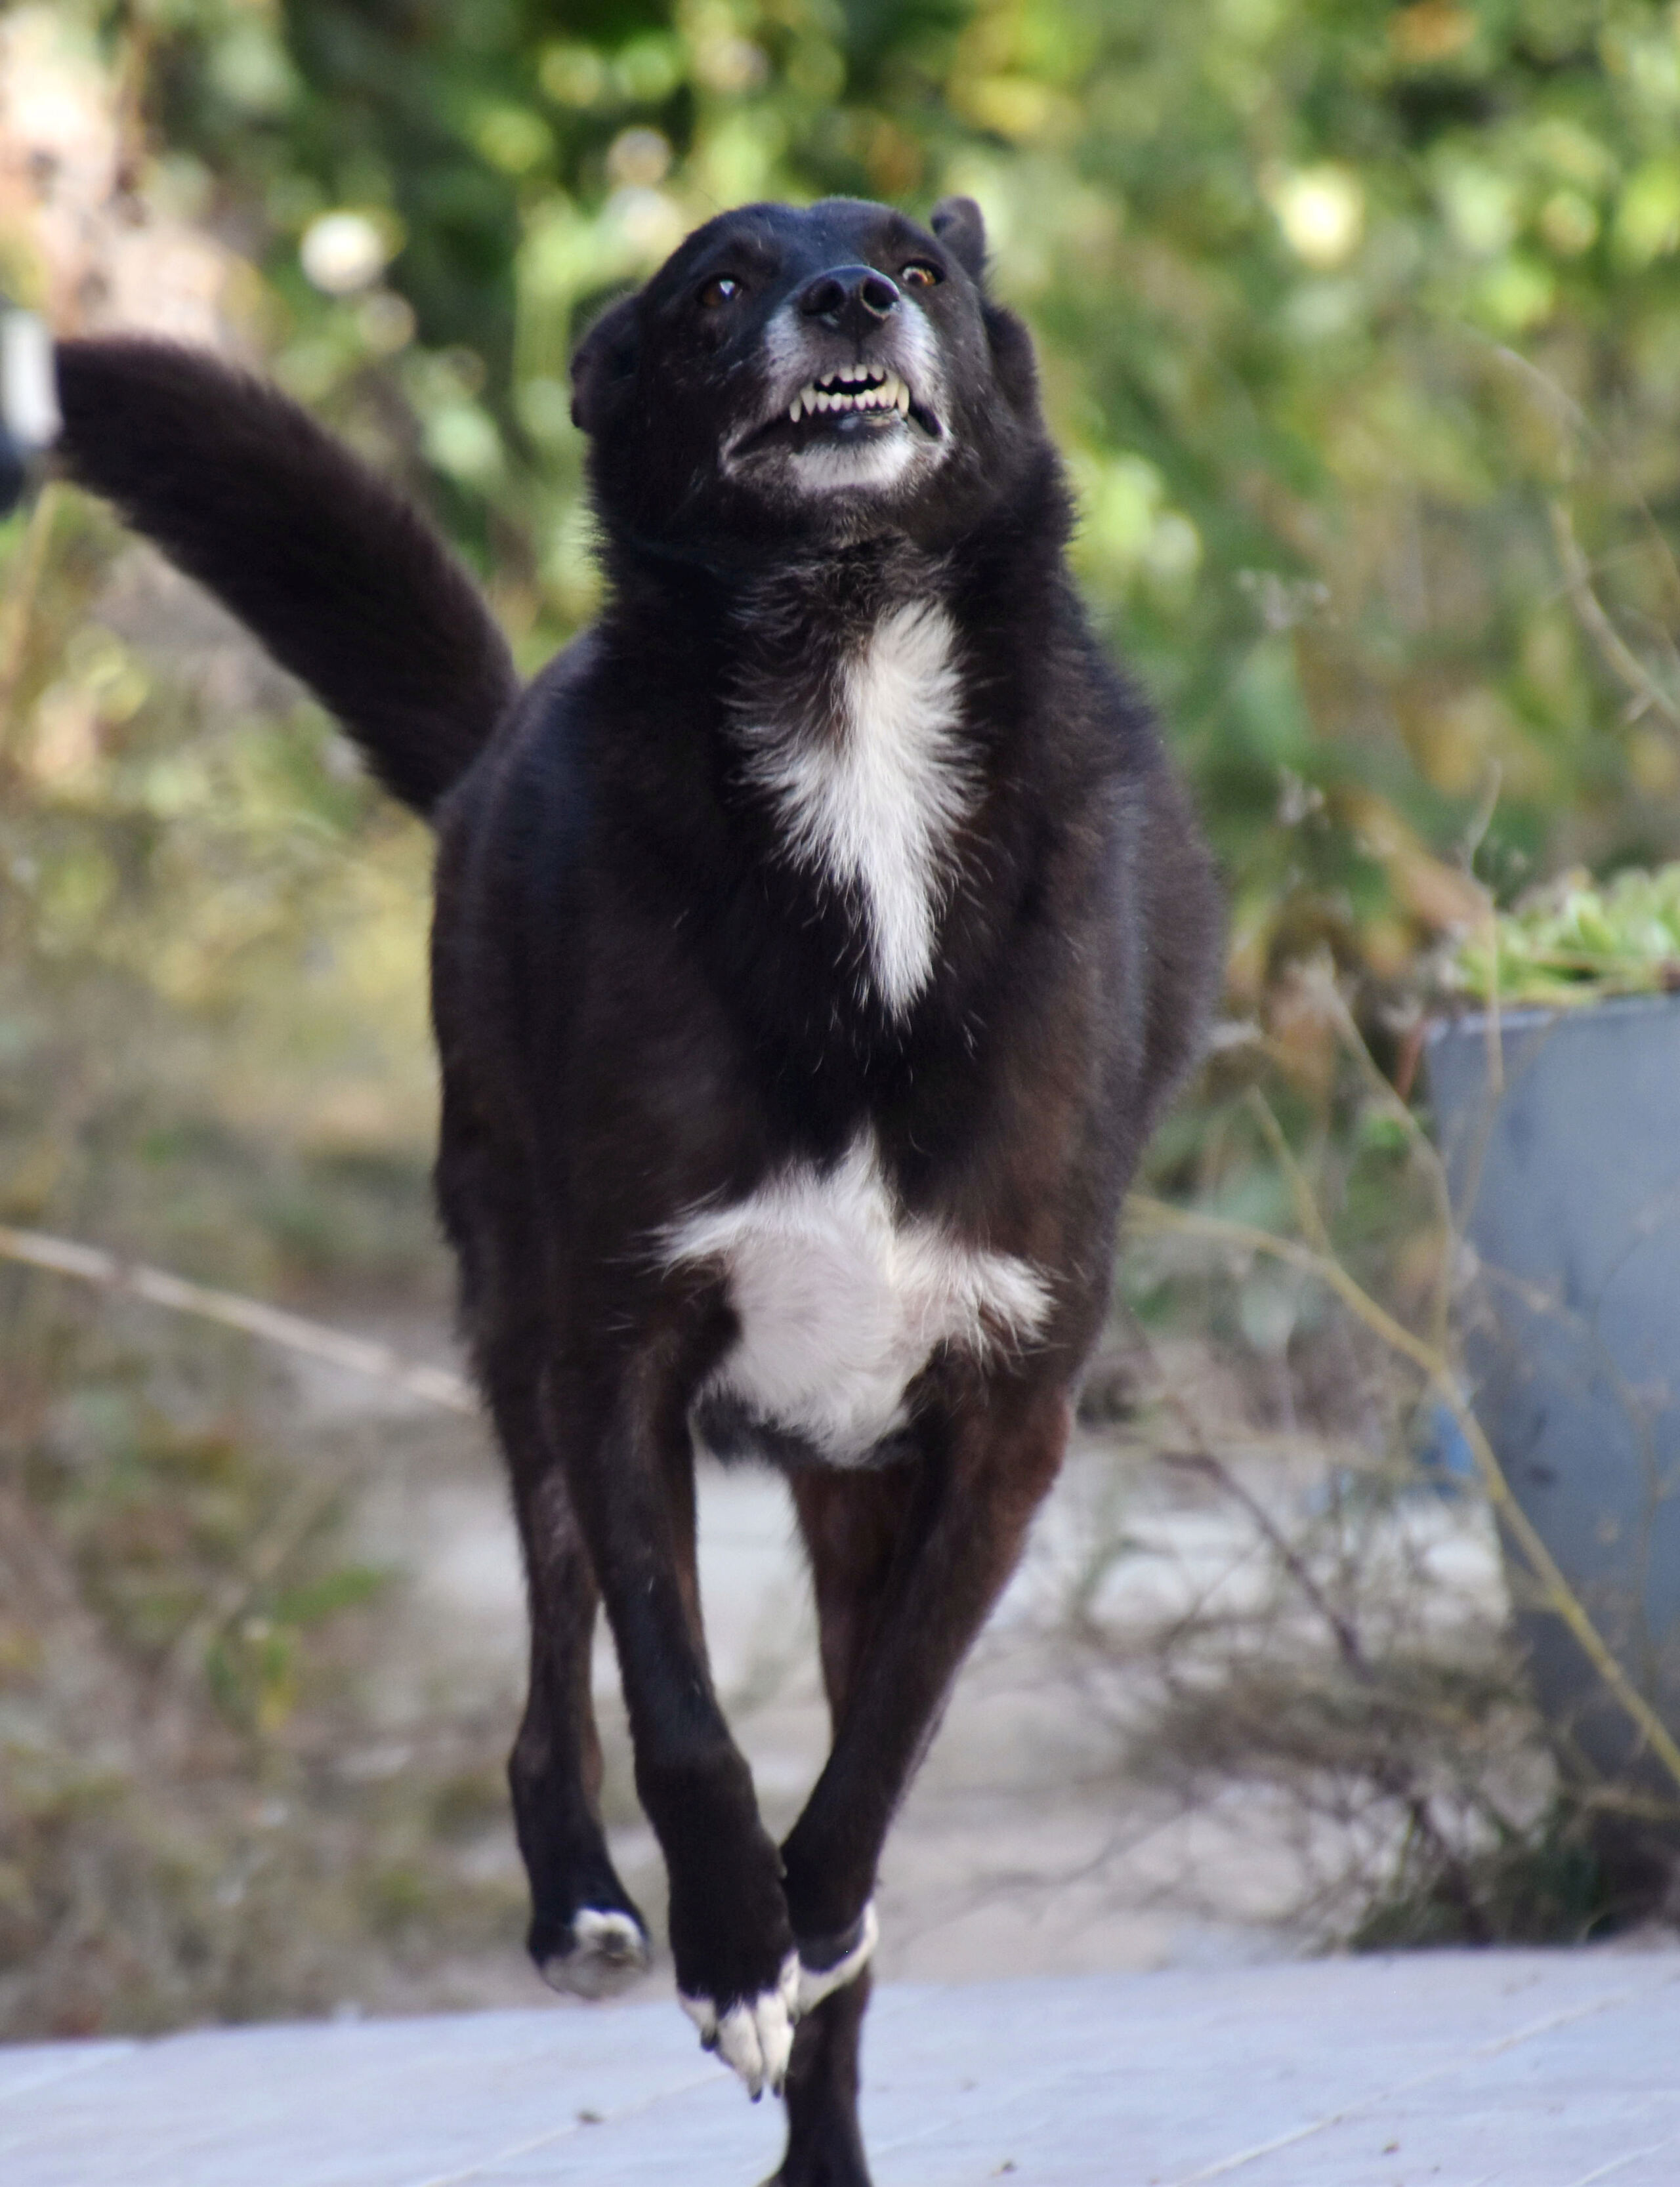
[663,1135,1051,1466]
[744,600,975,1015]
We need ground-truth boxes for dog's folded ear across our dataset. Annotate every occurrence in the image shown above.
[570,295,640,434]
[929,197,988,283]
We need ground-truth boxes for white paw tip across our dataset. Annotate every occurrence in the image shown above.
[539,1907,650,2000]
[681,1953,800,2100]
[795,1900,878,2016]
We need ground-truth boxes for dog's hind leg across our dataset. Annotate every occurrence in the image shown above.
[778,1381,1072,2029]
[766,1468,917,2187]
[770,1968,874,2187]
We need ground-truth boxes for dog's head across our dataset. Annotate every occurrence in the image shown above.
[571,196,1048,558]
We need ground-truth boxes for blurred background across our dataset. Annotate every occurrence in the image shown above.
[4,0,1680,2041]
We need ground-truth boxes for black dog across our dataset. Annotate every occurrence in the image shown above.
[41,194,1221,2184]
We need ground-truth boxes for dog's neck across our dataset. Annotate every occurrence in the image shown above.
[725,537,947,707]
[598,438,1070,663]
[595,473,1074,1020]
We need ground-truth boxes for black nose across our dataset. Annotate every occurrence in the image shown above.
[797,265,900,337]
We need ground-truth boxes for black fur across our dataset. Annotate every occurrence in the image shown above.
[52,196,1222,2186]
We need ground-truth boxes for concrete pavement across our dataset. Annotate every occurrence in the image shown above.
[6,1947,1678,2186]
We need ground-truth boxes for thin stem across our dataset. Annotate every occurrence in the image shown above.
[1245,1085,1334,1258]
[1158,1442,1370,1682]
[1547,499,1680,735]
[1305,967,1458,1352]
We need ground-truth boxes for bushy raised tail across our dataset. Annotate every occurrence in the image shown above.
[54,337,519,816]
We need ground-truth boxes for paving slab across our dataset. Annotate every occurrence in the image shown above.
[5,1949,1679,2186]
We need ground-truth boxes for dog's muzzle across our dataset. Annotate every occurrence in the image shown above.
[725,272,946,474]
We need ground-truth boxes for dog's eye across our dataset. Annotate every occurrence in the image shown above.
[900,262,942,289]
[698,276,742,308]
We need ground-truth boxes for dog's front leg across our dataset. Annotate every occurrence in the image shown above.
[779,1381,1073,1965]
[549,1342,797,2098]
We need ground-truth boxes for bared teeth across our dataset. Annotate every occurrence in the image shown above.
[789,371,910,422]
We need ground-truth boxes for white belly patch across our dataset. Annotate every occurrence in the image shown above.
[662,1136,1052,1465]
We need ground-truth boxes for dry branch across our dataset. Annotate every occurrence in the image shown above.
[0,1222,476,1413]
[1547,499,1680,737]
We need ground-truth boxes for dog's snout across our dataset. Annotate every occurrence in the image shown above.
[797,266,900,337]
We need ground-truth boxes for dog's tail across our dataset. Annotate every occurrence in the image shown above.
[53,337,519,818]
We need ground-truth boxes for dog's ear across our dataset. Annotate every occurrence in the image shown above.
[983,301,1040,412]
[929,196,988,283]
[570,294,640,434]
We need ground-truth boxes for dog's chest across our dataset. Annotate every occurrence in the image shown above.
[663,1135,1050,1466]
[740,600,976,1016]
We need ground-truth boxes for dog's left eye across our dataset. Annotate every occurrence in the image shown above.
[698,276,742,308]
[900,262,942,289]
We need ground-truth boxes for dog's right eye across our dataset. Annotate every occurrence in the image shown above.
[697,276,742,308]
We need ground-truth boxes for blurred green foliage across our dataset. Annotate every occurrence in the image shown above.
[68,0,1680,1008]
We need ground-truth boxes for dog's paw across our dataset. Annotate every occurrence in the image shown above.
[795,1900,878,2015]
[680,1952,799,2100]
[536,1906,652,1999]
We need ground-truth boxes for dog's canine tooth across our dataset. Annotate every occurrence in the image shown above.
[779,367,910,431]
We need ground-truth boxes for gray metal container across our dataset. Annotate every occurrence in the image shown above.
[1427,995,1680,1788]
